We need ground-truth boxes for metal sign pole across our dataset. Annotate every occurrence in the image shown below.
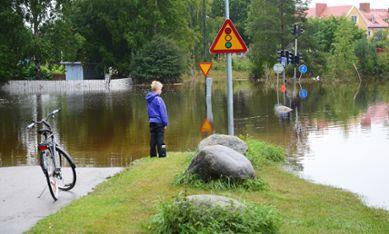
[293,37,298,98]
[225,0,234,135]
[206,77,214,123]
[276,73,280,105]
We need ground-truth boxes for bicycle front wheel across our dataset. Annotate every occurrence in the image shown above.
[56,147,77,191]
[41,150,59,201]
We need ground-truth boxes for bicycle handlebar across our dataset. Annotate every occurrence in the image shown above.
[51,109,61,115]
[26,109,61,129]
[27,123,35,129]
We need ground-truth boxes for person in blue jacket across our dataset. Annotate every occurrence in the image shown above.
[146,81,169,158]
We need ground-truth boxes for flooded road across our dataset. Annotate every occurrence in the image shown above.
[0,81,388,209]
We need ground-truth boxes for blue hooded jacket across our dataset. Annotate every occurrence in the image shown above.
[146,92,169,126]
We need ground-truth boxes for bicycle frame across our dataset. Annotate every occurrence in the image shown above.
[27,109,62,170]
[27,109,77,200]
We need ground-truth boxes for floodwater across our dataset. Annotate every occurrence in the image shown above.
[0,80,388,209]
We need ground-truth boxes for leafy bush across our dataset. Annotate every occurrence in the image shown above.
[150,194,281,234]
[131,36,185,84]
[355,38,380,76]
[175,171,266,191]
[245,138,285,167]
[326,19,361,78]
[21,64,52,80]
[377,52,389,80]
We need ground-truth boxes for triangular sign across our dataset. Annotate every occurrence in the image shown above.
[210,19,248,54]
[199,62,212,77]
[200,118,214,135]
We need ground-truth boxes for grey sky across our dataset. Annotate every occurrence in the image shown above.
[309,0,389,9]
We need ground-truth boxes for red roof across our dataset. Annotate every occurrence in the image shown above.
[307,5,353,17]
[361,9,389,28]
[306,4,389,29]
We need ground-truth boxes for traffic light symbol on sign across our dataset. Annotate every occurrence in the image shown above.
[224,27,232,48]
[210,19,248,54]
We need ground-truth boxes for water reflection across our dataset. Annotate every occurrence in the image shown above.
[1,81,389,208]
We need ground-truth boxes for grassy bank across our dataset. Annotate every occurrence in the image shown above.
[31,141,389,233]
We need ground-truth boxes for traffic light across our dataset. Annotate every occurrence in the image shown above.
[277,50,285,63]
[297,53,303,65]
[286,51,293,65]
[291,53,303,66]
[292,24,304,36]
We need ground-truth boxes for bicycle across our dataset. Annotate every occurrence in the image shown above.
[27,109,77,201]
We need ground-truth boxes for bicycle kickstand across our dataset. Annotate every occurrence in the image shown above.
[37,186,47,198]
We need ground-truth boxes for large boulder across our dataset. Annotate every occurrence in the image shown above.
[187,194,244,210]
[198,134,248,154]
[188,145,255,181]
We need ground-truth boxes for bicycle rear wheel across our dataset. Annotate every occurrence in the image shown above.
[41,150,59,201]
[56,147,77,191]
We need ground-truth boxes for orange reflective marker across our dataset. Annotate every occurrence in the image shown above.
[280,84,287,93]
[210,19,248,54]
[200,118,214,135]
[199,62,213,77]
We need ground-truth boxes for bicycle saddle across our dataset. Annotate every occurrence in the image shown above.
[38,129,52,135]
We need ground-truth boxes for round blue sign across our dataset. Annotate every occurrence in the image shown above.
[299,89,308,99]
[298,64,308,74]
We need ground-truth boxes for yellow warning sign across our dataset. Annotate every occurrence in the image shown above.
[200,118,214,135]
[210,19,248,54]
[199,62,212,77]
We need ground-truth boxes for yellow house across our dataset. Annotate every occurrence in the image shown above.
[307,3,389,38]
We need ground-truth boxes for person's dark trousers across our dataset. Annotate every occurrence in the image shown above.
[149,123,166,158]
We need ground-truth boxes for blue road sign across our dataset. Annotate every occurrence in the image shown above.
[299,89,308,99]
[281,57,287,67]
[298,64,308,74]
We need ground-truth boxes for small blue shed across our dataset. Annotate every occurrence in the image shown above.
[61,62,84,81]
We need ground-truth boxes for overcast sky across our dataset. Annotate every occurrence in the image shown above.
[309,0,389,9]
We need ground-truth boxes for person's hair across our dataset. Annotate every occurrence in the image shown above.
[151,81,163,91]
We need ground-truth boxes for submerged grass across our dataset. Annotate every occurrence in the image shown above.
[150,193,281,234]
[30,140,389,233]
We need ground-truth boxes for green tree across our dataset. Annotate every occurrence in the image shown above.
[14,0,68,79]
[300,17,364,76]
[211,0,250,43]
[246,0,308,77]
[355,38,380,76]
[131,36,185,83]
[372,30,389,49]
[326,19,362,78]
[0,0,31,81]
[63,0,193,77]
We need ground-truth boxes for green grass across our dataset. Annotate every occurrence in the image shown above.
[175,170,267,191]
[30,141,389,233]
[245,138,285,167]
[150,193,281,234]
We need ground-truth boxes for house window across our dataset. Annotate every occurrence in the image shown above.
[368,30,371,37]
[351,16,358,24]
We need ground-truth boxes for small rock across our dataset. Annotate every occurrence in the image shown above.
[198,134,248,154]
[188,145,255,181]
[187,194,244,210]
